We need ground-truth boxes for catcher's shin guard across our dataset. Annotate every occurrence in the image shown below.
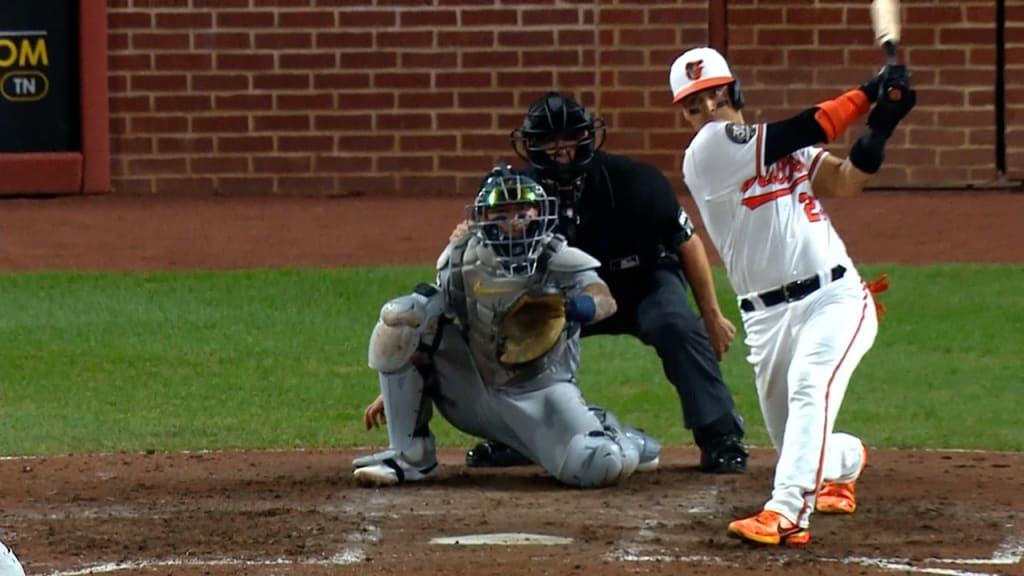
[351,365,436,472]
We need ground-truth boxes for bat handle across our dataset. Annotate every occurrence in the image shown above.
[881,40,902,102]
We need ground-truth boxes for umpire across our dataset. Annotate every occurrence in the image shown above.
[466,92,748,473]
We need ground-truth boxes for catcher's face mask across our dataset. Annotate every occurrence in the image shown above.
[470,166,557,276]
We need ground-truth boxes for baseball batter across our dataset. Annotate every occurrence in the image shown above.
[352,165,659,489]
[669,47,916,544]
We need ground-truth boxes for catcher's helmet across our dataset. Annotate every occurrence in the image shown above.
[510,92,607,191]
[470,163,558,276]
[669,47,744,110]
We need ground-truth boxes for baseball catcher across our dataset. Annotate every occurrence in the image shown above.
[352,164,660,488]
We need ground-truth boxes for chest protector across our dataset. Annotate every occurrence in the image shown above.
[445,233,571,388]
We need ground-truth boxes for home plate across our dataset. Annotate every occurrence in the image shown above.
[430,533,573,546]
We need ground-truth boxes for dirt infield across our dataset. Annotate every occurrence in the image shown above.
[1,191,1022,575]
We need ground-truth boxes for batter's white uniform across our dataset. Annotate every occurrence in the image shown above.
[683,120,875,529]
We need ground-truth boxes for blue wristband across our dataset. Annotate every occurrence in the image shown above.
[565,295,597,323]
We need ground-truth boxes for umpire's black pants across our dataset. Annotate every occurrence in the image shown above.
[583,266,740,442]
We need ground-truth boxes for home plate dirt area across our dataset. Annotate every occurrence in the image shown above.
[0,448,1022,575]
[0,191,1022,575]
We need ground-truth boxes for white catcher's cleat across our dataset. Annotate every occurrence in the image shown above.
[0,541,25,576]
[353,453,439,487]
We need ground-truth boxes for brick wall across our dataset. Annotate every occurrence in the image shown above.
[106,0,1020,196]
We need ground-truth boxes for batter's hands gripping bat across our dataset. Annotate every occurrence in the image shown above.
[870,0,903,101]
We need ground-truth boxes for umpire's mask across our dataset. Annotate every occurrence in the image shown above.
[510,92,607,201]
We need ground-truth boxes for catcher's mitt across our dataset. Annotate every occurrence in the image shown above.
[497,289,567,365]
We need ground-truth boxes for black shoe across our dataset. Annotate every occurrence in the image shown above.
[700,434,748,474]
[465,440,533,468]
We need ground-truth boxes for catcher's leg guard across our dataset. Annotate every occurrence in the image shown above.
[352,365,436,475]
[588,405,661,472]
[557,429,640,488]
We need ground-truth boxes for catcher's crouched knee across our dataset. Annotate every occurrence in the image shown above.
[557,431,638,488]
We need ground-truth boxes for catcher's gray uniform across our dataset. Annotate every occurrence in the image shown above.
[353,230,657,489]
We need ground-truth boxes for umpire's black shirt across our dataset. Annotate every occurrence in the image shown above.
[541,151,691,301]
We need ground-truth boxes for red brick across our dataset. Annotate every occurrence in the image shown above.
[130,74,188,92]
[109,11,153,28]
[154,95,212,112]
[377,31,435,49]
[439,31,494,48]
[402,52,458,69]
[315,156,373,173]
[110,136,154,155]
[462,51,519,69]
[253,73,311,91]
[110,95,151,113]
[278,11,336,28]
[599,8,644,25]
[316,32,372,49]
[374,72,431,90]
[336,135,396,153]
[335,176,396,196]
[461,9,517,26]
[457,91,515,109]
[132,32,190,50]
[522,8,582,26]
[216,11,275,28]
[155,177,216,196]
[216,53,275,71]
[378,155,436,172]
[336,92,395,110]
[599,49,645,66]
[618,28,677,46]
[218,136,275,153]
[154,53,212,70]
[339,52,398,68]
[127,157,187,175]
[254,156,313,174]
[398,10,457,27]
[400,135,458,151]
[338,11,396,27]
[397,92,454,109]
[280,53,337,69]
[437,112,493,131]
[192,74,250,91]
[192,156,249,175]
[278,94,334,111]
[522,50,580,67]
[155,12,212,28]
[255,33,313,50]
[314,73,371,90]
[215,94,273,111]
[377,113,433,131]
[158,136,214,154]
[729,7,784,26]
[193,32,251,50]
[558,29,595,46]
[192,115,249,133]
[256,115,312,132]
[436,72,492,89]
[495,70,554,88]
[131,114,189,133]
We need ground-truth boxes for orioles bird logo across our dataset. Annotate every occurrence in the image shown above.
[685,60,704,81]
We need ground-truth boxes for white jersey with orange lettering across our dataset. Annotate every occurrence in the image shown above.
[683,120,853,297]
[682,119,874,530]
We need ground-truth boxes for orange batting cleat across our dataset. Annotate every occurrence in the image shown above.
[817,443,867,514]
[728,510,810,546]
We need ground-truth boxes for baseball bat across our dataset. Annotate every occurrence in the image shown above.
[870,0,903,101]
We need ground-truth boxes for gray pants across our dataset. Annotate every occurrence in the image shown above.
[425,323,637,486]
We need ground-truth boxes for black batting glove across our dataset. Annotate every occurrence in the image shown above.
[859,64,911,104]
[867,84,917,139]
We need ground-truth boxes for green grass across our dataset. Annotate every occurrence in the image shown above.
[1,264,1021,456]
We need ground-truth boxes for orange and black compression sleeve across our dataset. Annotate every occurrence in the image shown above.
[814,89,870,143]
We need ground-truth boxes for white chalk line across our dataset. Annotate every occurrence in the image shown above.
[42,551,365,576]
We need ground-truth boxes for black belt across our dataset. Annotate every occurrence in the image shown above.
[740,265,846,312]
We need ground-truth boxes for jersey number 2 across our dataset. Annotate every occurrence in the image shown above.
[798,192,826,222]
